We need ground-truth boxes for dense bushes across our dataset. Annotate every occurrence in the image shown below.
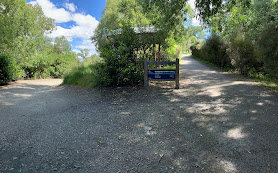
[191,34,230,69]
[259,24,278,79]
[23,52,76,79]
[0,49,78,84]
[191,30,277,79]
[191,0,277,80]
[228,33,260,75]
[201,34,230,68]
[96,25,144,86]
[0,1,81,84]
[64,25,149,87]
[0,53,14,85]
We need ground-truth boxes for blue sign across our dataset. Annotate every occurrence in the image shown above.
[148,70,176,80]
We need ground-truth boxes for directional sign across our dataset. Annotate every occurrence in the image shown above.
[144,58,179,89]
[148,70,176,80]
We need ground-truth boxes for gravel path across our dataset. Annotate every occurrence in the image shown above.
[1,55,278,172]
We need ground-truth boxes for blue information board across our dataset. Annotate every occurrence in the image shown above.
[148,70,176,80]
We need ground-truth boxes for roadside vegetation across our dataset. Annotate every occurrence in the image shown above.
[0,0,96,85]
[190,0,278,90]
[2,0,276,89]
[64,0,205,87]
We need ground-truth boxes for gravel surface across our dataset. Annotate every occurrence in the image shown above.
[1,55,278,172]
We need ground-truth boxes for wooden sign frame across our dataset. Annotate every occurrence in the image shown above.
[144,58,179,89]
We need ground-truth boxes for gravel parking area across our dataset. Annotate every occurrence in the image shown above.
[1,55,278,172]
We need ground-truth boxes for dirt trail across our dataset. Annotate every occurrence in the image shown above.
[1,55,278,172]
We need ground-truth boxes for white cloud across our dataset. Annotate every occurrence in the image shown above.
[75,39,97,55]
[73,39,97,56]
[29,0,71,23]
[63,2,77,12]
[29,0,99,54]
[48,13,99,45]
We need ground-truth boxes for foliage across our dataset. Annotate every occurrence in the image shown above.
[191,0,278,80]
[63,64,94,87]
[97,24,144,86]
[0,52,14,84]
[90,0,196,87]
[258,23,278,79]
[191,34,230,68]
[53,36,72,54]
[0,0,55,61]
[179,26,205,54]
[140,0,187,34]
[63,55,109,87]
[228,31,260,75]
[23,51,77,79]
[0,0,79,83]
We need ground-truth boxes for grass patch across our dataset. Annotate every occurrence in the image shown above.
[63,59,111,88]
[63,64,94,87]
[249,73,278,91]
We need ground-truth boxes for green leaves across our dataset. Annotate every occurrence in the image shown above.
[0,53,14,84]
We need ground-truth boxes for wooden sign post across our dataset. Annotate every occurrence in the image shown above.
[144,58,179,89]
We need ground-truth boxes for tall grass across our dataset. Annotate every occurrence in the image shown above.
[63,64,94,87]
[63,58,113,88]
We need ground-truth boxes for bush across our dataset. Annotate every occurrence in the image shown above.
[190,34,230,68]
[190,42,204,58]
[259,24,278,79]
[97,24,144,86]
[229,32,261,75]
[0,53,14,85]
[202,34,230,68]
[23,52,76,79]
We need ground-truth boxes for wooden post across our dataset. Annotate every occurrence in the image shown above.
[153,43,156,61]
[144,58,148,87]
[175,58,179,89]
[158,44,161,68]
[158,44,161,61]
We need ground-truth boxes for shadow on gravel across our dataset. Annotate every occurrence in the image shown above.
[113,84,278,172]
[111,56,278,172]
[1,60,278,172]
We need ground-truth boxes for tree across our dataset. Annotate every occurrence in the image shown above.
[53,36,72,54]
[78,49,90,61]
[0,0,55,59]
[191,0,278,79]
[0,0,78,80]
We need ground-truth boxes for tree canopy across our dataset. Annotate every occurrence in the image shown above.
[191,0,278,79]
[0,0,79,83]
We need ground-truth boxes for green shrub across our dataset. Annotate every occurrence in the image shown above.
[190,42,203,58]
[0,53,14,85]
[90,62,113,87]
[190,34,230,68]
[97,24,144,86]
[23,52,76,79]
[228,32,261,75]
[201,34,230,68]
[259,24,278,79]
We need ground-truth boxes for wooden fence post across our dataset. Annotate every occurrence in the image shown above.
[144,58,148,87]
[175,58,179,89]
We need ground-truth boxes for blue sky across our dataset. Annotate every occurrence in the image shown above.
[26,0,202,55]
[26,0,106,55]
